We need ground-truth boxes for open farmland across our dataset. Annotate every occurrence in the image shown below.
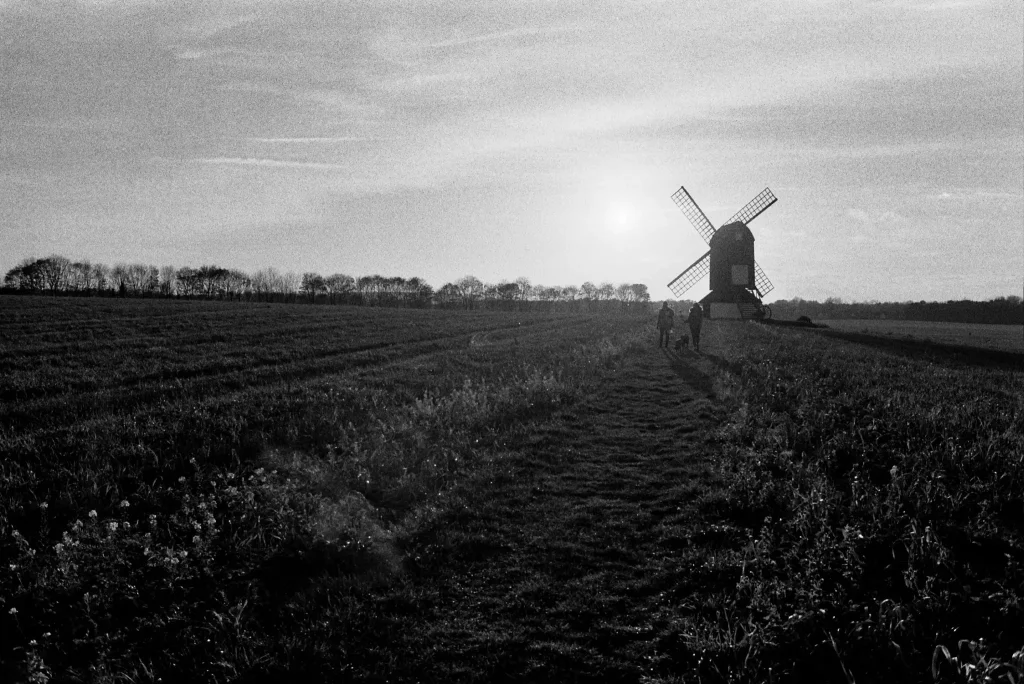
[817,318,1023,353]
[2,297,1023,683]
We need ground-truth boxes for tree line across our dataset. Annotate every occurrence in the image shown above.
[2,255,651,311]
[770,296,1023,326]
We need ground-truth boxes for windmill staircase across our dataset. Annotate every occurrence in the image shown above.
[738,301,764,320]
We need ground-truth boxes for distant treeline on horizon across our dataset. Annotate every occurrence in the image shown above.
[766,296,1022,326]
[4,254,1020,324]
[1,254,651,311]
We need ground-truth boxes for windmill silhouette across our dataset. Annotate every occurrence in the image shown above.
[666,184,777,320]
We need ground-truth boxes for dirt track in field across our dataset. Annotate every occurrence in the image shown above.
[369,345,733,682]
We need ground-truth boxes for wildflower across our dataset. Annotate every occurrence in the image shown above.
[890,465,898,477]
[170,558,179,565]
[88,510,98,519]
[39,502,48,510]
[73,520,83,530]
[120,500,130,508]
[227,472,235,480]
[178,476,186,483]
[54,543,64,554]
[192,535,201,544]
[29,640,37,646]
[122,521,131,531]
[42,632,50,638]
[108,522,119,532]
[148,514,157,524]
[8,607,16,615]
[255,468,265,476]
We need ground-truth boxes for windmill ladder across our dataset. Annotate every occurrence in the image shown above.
[738,302,762,321]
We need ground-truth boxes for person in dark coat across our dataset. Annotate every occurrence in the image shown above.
[688,303,704,352]
[656,302,675,348]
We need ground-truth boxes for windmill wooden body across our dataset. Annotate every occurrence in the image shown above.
[667,185,777,320]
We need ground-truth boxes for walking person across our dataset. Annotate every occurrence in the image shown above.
[687,302,704,352]
[656,301,675,348]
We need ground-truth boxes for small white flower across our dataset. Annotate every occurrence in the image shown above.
[39,502,48,510]
[108,522,119,532]
[170,557,179,565]
[54,543,64,554]
[120,500,130,508]
[178,476,186,483]
[8,607,16,615]
[88,510,98,519]
[122,521,131,531]
[192,535,201,544]
[73,520,83,530]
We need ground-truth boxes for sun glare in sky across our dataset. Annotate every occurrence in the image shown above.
[606,201,638,235]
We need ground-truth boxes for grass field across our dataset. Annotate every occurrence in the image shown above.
[817,318,1023,353]
[2,297,1022,683]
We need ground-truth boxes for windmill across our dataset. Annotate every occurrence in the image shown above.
[666,184,777,320]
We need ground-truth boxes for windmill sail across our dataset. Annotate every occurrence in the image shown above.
[754,261,774,297]
[667,250,711,298]
[671,186,717,244]
[725,188,777,227]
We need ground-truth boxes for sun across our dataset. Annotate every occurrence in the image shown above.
[606,201,636,234]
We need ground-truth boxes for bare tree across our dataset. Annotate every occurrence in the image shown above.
[435,282,461,308]
[69,260,93,292]
[301,272,325,303]
[455,275,484,309]
[39,255,72,294]
[159,265,176,296]
[281,272,300,302]
[91,263,110,293]
[324,273,355,304]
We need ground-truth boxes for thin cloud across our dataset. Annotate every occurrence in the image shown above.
[424,25,578,50]
[247,137,364,144]
[193,157,348,171]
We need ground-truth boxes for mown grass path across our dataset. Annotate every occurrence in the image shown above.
[356,346,734,683]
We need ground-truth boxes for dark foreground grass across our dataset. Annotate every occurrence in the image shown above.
[2,299,1022,683]
[1,296,648,682]
[690,322,1024,682]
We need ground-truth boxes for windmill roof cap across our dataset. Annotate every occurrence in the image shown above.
[710,221,754,243]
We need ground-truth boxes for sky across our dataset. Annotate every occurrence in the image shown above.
[1,0,1022,303]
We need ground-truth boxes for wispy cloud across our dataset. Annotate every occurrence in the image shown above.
[192,157,349,171]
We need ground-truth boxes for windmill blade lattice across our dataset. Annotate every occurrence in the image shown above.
[671,186,717,244]
[754,261,774,296]
[725,188,777,226]
[668,251,711,298]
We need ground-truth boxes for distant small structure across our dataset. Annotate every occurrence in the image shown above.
[666,184,777,320]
